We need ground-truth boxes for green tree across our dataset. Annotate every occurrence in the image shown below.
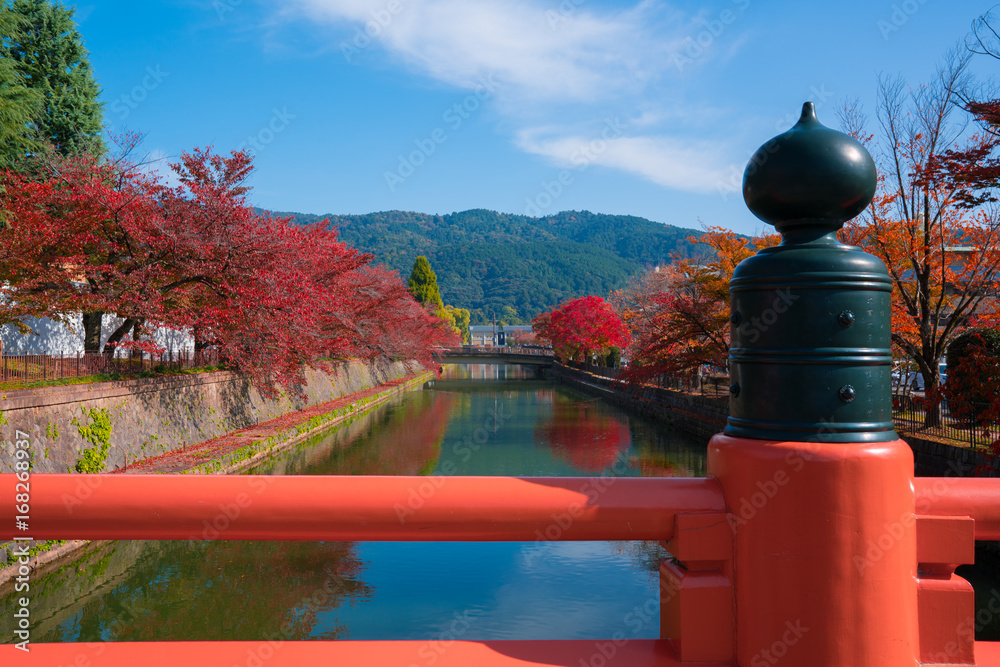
[408,256,445,310]
[408,256,472,341]
[4,0,103,157]
[408,255,460,337]
[500,305,524,325]
[446,305,470,343]
[0,4,42,170]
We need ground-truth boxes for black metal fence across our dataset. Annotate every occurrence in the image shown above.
[0,349,221,385]
[891,393,998,450]
[566,362,731,397]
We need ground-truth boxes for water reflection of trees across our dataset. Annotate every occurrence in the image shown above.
[630,450,679,477]
[534,397,632,472]
[254,392,456,476]
[29,394,461,643]
[43,540,370,642]
[609,540,670,575]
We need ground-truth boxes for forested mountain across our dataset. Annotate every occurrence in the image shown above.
[271,208,711,323]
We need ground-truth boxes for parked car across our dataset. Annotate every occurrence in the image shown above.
[891,362,948,392]
[891,362,949,412]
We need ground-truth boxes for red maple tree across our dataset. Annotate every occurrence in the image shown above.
[531,295,631,364]
[0,145,458,394]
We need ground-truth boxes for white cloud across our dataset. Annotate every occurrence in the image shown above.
[516,125,733,194]
[283,0,749,195]
[289,0,684,104]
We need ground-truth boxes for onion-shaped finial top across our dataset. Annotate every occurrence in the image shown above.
[742,102,876,231]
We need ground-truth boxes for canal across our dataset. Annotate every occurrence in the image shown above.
[2,364,997,644]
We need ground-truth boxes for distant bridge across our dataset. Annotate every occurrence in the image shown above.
[431,346,555,366]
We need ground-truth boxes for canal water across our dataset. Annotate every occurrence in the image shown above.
[2,364,997,644]
[1,364,708,644]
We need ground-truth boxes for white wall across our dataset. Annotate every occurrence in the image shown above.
[1,313,193,355]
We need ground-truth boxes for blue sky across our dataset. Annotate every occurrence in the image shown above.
[77,0,996,236]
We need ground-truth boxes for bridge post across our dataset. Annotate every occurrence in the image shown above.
[675,102,939,666]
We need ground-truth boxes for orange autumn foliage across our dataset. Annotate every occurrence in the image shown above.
[614,226,779,385]
[838,55,1000,425]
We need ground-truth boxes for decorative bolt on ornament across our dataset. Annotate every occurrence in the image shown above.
[726,101,895,443]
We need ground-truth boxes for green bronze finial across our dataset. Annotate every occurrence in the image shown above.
[743,102,877,232]
[725,102,897,443]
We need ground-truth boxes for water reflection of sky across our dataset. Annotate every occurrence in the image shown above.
[321,541,659,640]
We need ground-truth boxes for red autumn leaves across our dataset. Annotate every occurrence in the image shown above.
[531,295,630,364]
[0,146,459,394]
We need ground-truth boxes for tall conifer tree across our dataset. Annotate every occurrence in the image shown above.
[0,4,42,170]
[408,256,445,310]
[408,256,463,339]
[4,0,103,157]
[4,0,105,349]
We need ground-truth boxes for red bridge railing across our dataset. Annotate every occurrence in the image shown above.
[5,474,723,542]
[2,472,999,666]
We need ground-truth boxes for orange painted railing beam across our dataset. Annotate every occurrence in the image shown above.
[0,474,725,542]
[2,639,726,666]
[915,478,1000,541]
[9,640,1000,666]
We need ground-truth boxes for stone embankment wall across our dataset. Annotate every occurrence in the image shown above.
[0,359,415,474]
[551,364,727,442]
[909,435,999,478]
[551,363,999,479]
